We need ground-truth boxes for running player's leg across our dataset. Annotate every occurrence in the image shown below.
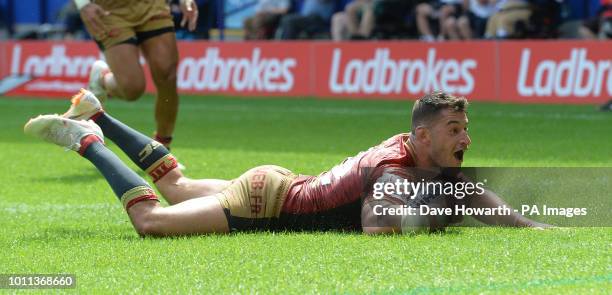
[24,115,229,236]
[82,0,146,102]
[139,32,179,146]
[124,0,180,147]
[102,44,146,101]
[64,90,230,204]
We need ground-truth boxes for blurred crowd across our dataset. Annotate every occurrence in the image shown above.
[0,0,217,40]
[1,0,611,41]
[246,0,612,41]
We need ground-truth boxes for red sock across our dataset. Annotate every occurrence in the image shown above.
[89,111,104,122]
[154,133,173,148]
[78,134,103,155]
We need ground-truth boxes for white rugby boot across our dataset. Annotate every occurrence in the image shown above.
[88,60,110,102]
[24,114,104,151]
[63,88,104,120]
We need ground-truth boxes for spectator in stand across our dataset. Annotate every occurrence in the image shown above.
[0,3,7,38]
[331,0,374,40]
[416,0,464,41]
[369,0,418,39]
[580,0,612,39]
[455,0,496,39]
[277,0,336,39]
[244,0,291,40]
[484,0,531,39]
[583,1,612,112]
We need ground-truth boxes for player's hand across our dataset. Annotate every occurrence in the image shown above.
[79,3,110,39]
[179,0,199,31]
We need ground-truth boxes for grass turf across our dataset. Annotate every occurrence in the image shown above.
[0,95,610,293]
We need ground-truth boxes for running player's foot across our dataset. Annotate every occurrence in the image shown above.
[63,89,103,120]
[24,114,104,151]
[88,60,110,102]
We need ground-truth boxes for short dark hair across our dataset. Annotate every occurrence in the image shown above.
[411,91,468,132]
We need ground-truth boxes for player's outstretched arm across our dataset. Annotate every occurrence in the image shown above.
[361,199,402,234]
[467,189,553,229]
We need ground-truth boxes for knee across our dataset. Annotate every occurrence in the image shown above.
[457,16,469,28]
[444,18,457,30]
[151,60,178,88]
[134,220,155,237]
[132,212,163,237]
[416,4,432,16]
[121,79,145,101]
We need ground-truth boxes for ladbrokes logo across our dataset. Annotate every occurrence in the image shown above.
[328,48,477,95]
[10,44,98,77]
[177,47,297,92]
[517,48,612,97]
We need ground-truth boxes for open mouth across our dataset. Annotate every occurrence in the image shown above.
[453,150,464,162]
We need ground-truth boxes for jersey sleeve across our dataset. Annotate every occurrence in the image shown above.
[363,165,415,206]
[360,165,412,230]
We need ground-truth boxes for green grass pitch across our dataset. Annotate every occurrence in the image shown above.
[0,95,610,293]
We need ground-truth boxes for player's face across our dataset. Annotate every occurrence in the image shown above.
[428,109,471,167]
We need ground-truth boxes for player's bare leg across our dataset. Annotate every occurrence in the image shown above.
[128,196,229,236]
[101,44,146,101]
[154,170,230,204]
[24,115,229,236]
[63,89,230,205]
[139,32,180,145]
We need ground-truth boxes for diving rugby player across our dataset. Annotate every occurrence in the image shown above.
[24,90,548,236]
